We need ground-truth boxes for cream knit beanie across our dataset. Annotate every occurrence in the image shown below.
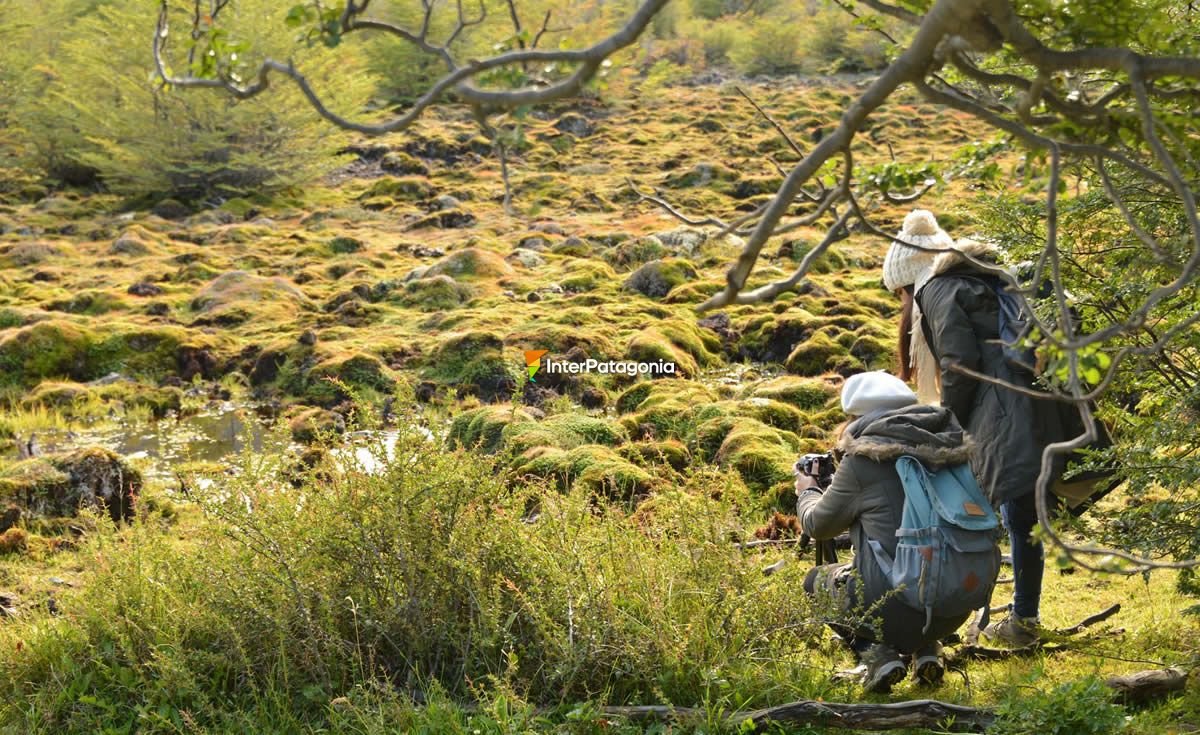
[881,210,954,292]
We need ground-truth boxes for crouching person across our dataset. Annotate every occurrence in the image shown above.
[796,371,999,693]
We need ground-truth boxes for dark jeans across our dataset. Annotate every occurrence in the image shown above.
[1002,491,1044,618]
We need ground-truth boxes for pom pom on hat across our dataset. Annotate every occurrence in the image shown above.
[841,371,918,416]
[881,209,954,291]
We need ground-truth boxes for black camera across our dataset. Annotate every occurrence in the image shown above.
[794,452,836,490]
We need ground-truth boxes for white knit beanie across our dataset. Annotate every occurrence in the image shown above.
[841,371,918,416]
[881,210,954,292]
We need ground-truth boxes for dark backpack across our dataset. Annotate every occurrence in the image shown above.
[962,275,1038,374]
[866,456,1001,633]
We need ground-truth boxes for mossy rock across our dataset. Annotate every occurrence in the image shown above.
[447,404,538,453]
[399,275,473,311]
[45,289,128,316]
[0,447,140,522]
[663,162,740,190]
[301,352,395,406]
[360,176,435,201]
[513,445,652,499]
[423,248,513,281]
[623,258,699,299]
[328,236,365,254]
[784,331,844,376]
[626,319,722,378]
[428,331,520,402]
[289,408,347,443]
[748,376,840,411]
[603,236,667,270]
[737,310,820,363]
[735,397,807,433]
[109,226,160,256]
[501,413,629,455]
[191,271,313,325]
[0,241,67,267]
[0,320,94,384]
[618,439,691,471]
[715,420,799,494]
[849,334,895,371]
[379,151,430,176]
[21,381,95,410]
[560,260,618,293]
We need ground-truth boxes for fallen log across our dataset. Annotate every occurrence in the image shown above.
[603,667,1189,733]
[1106,667,1189,705]
[603,698,995,733]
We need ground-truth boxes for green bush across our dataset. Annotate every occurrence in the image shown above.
[991,676,1128,735]
[8,0,371,199]
[0,400,819,731]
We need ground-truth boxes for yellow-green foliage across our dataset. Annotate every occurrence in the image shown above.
[8,0,372,198]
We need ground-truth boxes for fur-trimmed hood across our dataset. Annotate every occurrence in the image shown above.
[928,238,1003,280]
[836,404,973,467]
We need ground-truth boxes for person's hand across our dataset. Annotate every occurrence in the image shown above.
[794,473,819,496]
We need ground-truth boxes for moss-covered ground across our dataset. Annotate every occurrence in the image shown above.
[0,80,1196,732]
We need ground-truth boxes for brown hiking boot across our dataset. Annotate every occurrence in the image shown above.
[983,613,1040,648]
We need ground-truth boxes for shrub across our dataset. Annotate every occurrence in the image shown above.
[0,399,819,731]
[13,0,372,199]
[991,676,1128,735]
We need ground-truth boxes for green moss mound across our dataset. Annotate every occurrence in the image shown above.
[423,248,513,281]
[301,352,395,406]
[0,447,139,522]
[0,320,93,384]
[626,319,722,378]
[447,404,538,453]
[513,445,653,499]
[623,258,699,299]
[501,413,629,455]
[428,331,519,402]
[748,375,840,411]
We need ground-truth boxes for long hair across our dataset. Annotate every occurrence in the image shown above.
[896,285,915,382]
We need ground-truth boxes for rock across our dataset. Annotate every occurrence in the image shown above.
[422,247,514,280]
[145,302,169,316]
[654,227,708,257]
[289,408,346,444]
[623,258,699,299]
[433,194,463,211]
[554,112,595,137]
[516,235,551,251]
[152,199,191,220]
[526,291,542,303]
[299,330,318,346]
[506,250,545,269]
[127,281,164,297]
[0,505,22,533]
[0,447,140,522]
[697,312,735,341]
[176,345,217,381]
[530,222,566,235]
[2,241,63,266]
[379,151,430,176]
[411,246,445,258]
[580,386,608,409]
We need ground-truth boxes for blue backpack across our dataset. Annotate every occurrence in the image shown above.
[868,456,1001,633]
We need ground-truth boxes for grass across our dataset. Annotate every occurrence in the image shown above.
[0,77,1197,733]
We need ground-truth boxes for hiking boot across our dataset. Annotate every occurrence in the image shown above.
[983,613,1040,648]
[912,642,945,686]
[861,644,907,694]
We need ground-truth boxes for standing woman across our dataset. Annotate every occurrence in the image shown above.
[886,231,1079,647]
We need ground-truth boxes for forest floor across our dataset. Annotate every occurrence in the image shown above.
[0,78,1197,733]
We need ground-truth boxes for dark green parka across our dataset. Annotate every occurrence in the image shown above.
[796,404,974,652]
[914,241,1082,505]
